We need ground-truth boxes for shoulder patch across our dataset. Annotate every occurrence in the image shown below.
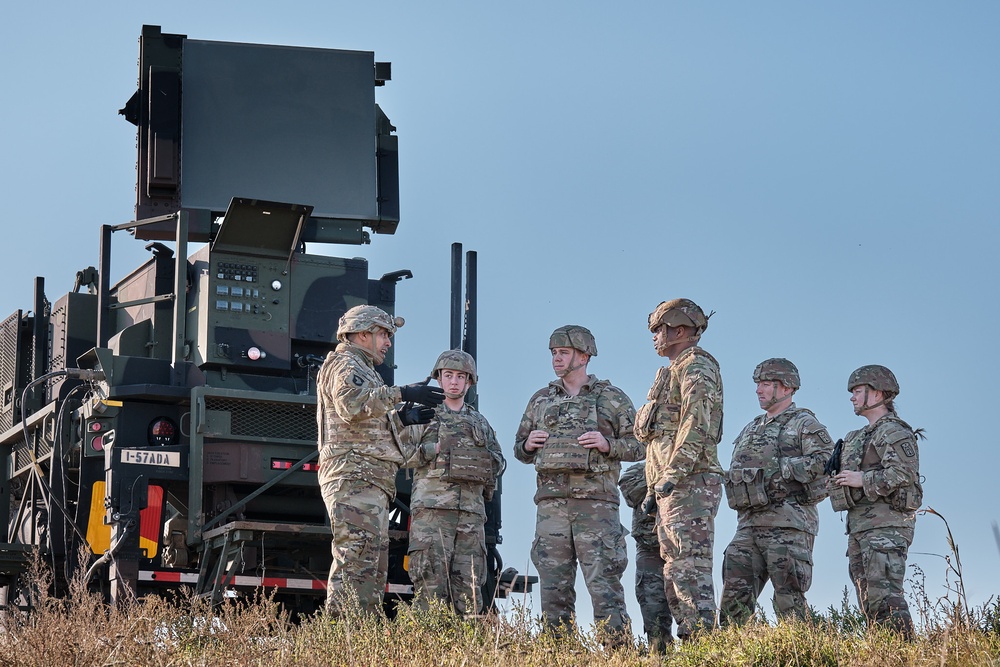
[352,374,364,387]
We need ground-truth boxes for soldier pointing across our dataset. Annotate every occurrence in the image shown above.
[316,305,444,618]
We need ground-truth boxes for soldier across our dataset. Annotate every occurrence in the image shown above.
[316,304,445,617]
[514,325,642,643]
[830,365,923,638]
[405,350,506,615]
[618,462,673,653]
[635,298,723,640]
[719,359,834,625]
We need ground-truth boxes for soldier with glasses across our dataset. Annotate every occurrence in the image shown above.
[316,305,444,617]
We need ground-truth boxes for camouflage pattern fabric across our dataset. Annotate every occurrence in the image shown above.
[719,404,832,624]
[619,463,673,650]
[404,403,505,614]
[720,526,814,625]
[725,404,833,534]
[834,415,921,533]
[514,375,641,639]
[514,374,643,504]
[636,346,724,495]
[319,475,393,616]
[529,498,630,639]
[316,342,412,616]
[408,507,486,615]
[833,413,921,635]
[848,525,915,635]
[655,475,721,638]
[635,346,723,637]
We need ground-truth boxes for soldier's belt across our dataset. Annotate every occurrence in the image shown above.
[534,436,591,472]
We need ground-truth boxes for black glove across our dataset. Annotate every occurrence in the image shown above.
[400,382,445,407]
[654,480,675,497]
[641,493,657,516]
[398,406,435,426]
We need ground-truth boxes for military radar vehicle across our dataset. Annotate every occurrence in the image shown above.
[0,25,533,613]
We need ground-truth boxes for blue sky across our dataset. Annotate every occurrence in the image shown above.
[3,2,999,630]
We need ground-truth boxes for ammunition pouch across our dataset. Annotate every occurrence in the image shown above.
[534,435,591,472]
[889,481,923,512]
[444,443,494,484]
[828,482,856,512]
[795,477,830,506]
[724,467,769,511]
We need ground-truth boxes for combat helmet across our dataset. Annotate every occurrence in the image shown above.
[647,298,710,335]
[753,358,800,390]
[549,325,598,357]
[847,365,899,397]
[431,349,478,385]
[336,305,403,343]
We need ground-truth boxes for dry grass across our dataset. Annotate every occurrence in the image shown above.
[1,552,998,666]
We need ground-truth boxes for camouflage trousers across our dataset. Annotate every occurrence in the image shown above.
[719,526,814,625]
[656,483,721,638]
[530,498,630,635]
[635,546,673,650]
[848,525,915,635]
[320,476,391,617]
[408,507,486,615]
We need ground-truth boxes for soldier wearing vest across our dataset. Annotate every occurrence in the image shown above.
[618,462,674,653]
[635,298,723,640]
[404,350,506,615]
[830,365,923,639]
[316,305,445,617]
[514,325,642,643]
[719,358,834,625]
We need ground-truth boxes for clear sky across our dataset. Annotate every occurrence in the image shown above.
[3,2,998,631]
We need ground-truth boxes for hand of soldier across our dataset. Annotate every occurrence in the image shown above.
[578,431,610,453]
[833,470,863,488]
[397,406,435,426]
[400,382,445,407]
[654,480,675,497]
[525,430,549,452]
[641,493,657,515]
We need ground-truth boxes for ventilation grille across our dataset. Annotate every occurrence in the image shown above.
[205,397,316,442]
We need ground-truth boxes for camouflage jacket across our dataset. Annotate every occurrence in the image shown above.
[405,403,506,517]
[618,462,659,553]
[514,374,643,505]
[637,346,724,491]
[727,404,834,534]
[838,414,921,533]
[316,342,410,496]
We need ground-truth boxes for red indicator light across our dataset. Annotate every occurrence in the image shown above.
[90,422,103,432]
[270,460,319,472]
[92,435,104,452]
[147,417,179,446]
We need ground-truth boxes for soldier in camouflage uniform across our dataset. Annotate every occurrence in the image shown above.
[405,350,506,615]
[830,365,923,638]
[719,359,834,625]
[514,325,642,642]
[635,298,723,640]
[618,462,673,652]
[316,305,445,617]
